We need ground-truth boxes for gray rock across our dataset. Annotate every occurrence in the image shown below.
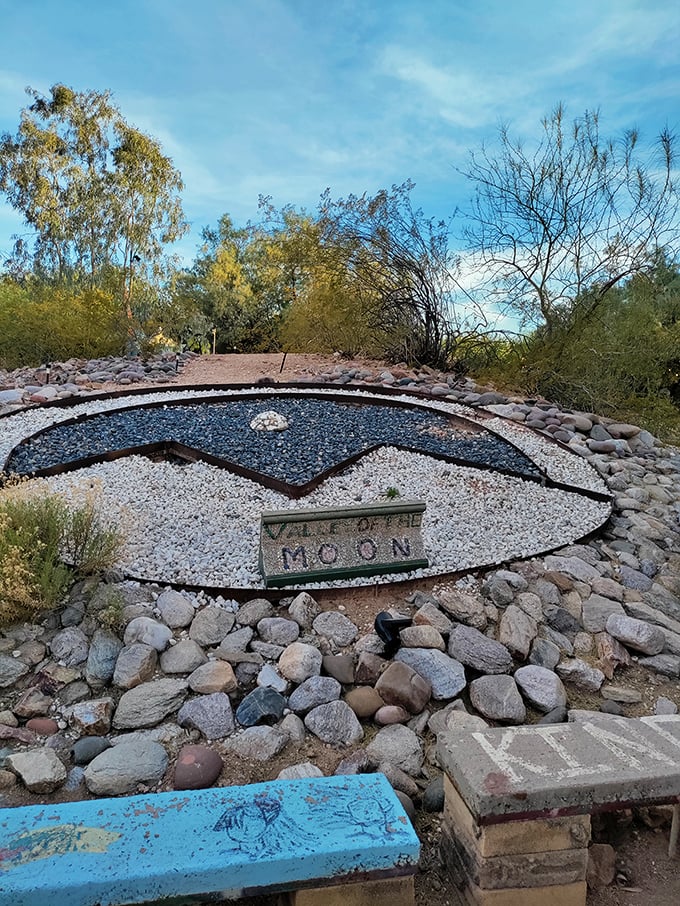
[189,606,235,646]
[605,614,665,655]
[84,739,168,795]
[257,617,300,646]
[256,664,288,693]
[514,665,568,713]
[288,676,341,714]
[0,655,29,687]
[177,692,235,739]
[366,725,423,776]
[582,595,626,633]
[312,612,358,647]
[85,629,123,687]
[236,598,274,626]
[423,775,445,812]
[50,627,89,665]
[112,643,157,689]
[123,617,172,652]
[249,640,285,659]
[428,706,488,736]
[159,640,208,674]
[482,576,514,606]
[235,687,286,726]
[7,749,67,793]
[469,675,526,724]
[555,658,605,692]
[540,626,574,655]
[288,592,321,629]
[529,638,561,669]
[543,556,600,582]
[396,648,466,700]
[448,624,513,674]
[278,642,322,683]
[188,660,238,694]
[600,685,642,704]
[217,627,254,653]
[399,625,445,650]
[223,726,289,761]
[304,701,364,746]
[516,592,543,623]
[543,605,582,637]
[279,713,306,742]
[72,736,112,765]
[655,696,678,715]
[113,678,188,729]
[156,590,195,628]
[436,589,487,629]
[498,605,537,659]
[413,601,453,634]
[637,654,680,677]
[619,566,653,592]
[277,762,324,780]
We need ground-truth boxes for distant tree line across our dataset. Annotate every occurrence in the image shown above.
[1,86,679,434]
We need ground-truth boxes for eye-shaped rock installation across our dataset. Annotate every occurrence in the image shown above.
[0,386,612,590]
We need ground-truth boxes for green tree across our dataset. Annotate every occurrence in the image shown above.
[0,84,187,317]
[461,105,678,332]
[174,215,288,353]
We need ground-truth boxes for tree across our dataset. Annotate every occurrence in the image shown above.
[461,105,679,332]
[314,182,467,367]
[0,84,187,316]
[173,215,288,353]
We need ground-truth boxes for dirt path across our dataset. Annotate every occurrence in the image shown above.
[176,352,383,385]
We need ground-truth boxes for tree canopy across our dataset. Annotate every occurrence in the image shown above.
[0,84,187,315]
[461,105,679,332]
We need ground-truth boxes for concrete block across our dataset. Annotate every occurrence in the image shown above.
[437,715,680,821]
[460,880,587,906]
[291,875,415,906]
[443,777,591,857]
[442,824,587,890]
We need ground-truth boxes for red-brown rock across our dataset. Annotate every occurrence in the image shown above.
[173,745,223,790]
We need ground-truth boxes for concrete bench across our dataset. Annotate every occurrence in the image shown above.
[0,773,420,906]
[437,714,680,906]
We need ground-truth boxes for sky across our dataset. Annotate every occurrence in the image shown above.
[0,0,678,273]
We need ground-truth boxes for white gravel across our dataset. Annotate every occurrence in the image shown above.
[1,387,611,589]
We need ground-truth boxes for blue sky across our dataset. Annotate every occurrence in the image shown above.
[0,0,678,270]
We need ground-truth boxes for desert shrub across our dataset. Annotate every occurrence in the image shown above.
[0,495,71,625]
[0,281,128,369]
[0,487,123,628]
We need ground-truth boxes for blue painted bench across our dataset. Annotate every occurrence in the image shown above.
[0,773,420,906]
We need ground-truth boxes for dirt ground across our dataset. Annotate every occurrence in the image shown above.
[35,353,680,903]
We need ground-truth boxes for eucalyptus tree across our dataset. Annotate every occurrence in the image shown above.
[0,84,187,316]
[461,105,678,333]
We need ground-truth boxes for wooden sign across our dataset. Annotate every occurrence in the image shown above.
[259,500,428,587]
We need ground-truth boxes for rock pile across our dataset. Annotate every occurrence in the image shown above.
[1,355,679,888]
[0,352,194,412]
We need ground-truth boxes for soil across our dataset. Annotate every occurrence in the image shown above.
[11,352,680,904]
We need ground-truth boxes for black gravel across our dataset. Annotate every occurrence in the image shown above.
[6,397,542,484]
